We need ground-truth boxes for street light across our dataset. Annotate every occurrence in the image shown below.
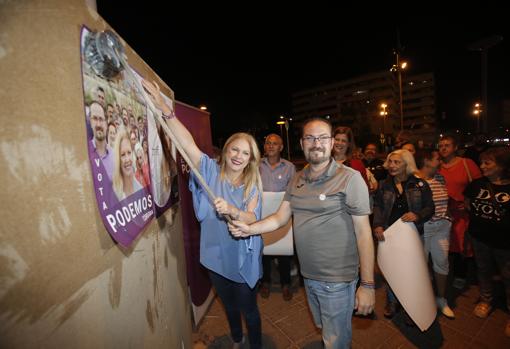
[473,103,482,133]
[468,35,503,133]
[276,115,292,160]
[391,57,408,132]
[379,103,388,144]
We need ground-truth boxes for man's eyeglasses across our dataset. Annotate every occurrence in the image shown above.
[302,135,332,144]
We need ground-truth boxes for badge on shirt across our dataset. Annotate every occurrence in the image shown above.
[319,193,326,201]
[278,174,282,179]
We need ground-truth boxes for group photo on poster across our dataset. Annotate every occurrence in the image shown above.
[80,26,177,246]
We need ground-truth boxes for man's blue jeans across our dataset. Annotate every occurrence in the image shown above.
[304,277,357,349]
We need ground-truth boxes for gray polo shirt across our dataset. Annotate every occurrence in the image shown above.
[284,158,371,282]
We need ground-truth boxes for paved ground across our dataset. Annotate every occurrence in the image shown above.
[191,268,510,348]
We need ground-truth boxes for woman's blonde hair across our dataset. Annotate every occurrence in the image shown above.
[219,132,262,201]
[112,128,131,200]
[383,149,418,176]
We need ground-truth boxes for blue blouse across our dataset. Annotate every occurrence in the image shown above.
[189,153,263,288]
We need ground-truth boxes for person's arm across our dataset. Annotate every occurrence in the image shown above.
[214,193,259,224]
[356,160,370,187]
[401,180,435,224]
[352,215,375,315]
[141,80,201,168]
[372,184,386,241]
[228,201,292,237]
[463,181,475,212]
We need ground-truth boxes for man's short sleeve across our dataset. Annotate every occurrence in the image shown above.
[345,171,371,215]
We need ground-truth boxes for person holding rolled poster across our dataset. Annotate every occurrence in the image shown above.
[142,80,264,349]
[373,149,435,322]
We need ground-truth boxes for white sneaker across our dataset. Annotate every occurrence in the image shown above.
[436,297,455,319]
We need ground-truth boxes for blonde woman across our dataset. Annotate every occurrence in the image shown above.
[142,80,263,349]
[112,128,142,200]
[373,149,435,321]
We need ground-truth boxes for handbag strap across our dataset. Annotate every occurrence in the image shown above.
[462,158,473,183]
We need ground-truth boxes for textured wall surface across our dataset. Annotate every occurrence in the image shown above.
[0,1,191,347]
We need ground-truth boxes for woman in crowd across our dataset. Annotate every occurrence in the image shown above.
[134,142,150,187]
[464,146,510,337]
[332,126,369,186]
[416,150,455,319]
[142,79,264,349]
[373,149,435,320]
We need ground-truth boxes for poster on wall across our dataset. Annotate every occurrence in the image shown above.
[131,71,179,216]
[79,26,178,246]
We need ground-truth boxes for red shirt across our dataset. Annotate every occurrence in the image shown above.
[439,157,481,202]
[344,158,369,186]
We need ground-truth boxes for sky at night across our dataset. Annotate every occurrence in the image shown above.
[97,4,509,143]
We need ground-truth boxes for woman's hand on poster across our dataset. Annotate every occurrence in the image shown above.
[227,220,252,238]
[401,212,418,222]
[141,79,173,117]
[373,226,385,241]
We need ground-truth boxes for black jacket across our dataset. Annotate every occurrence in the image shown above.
[373,175,435,235]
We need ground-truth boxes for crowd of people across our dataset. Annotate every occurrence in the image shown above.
[86,85,151,200]
[121,79,510,349]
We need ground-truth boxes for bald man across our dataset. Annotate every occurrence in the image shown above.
[259,134,296,300]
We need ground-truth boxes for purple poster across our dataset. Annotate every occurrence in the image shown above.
[80,27,177,246]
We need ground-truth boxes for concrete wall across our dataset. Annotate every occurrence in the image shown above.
[0,1,191,347]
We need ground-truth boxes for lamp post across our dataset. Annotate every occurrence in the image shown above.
[379,103,388,144]
[473,103,482,133]
[391,57,407,132]
[468,35,503,133]
[277,115,292,160]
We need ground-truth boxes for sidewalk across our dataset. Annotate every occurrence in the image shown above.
[192,272,510,348]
